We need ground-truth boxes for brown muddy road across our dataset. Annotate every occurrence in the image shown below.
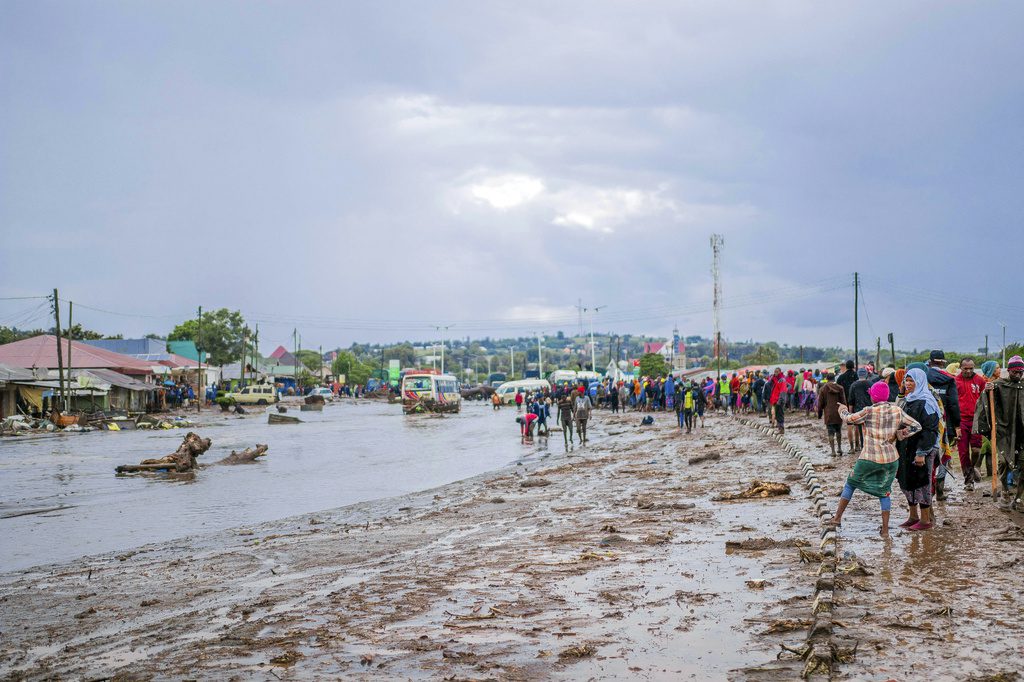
[6,408,1014,680]
[779,412,1024,682]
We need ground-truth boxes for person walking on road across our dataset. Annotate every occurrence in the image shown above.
[837,360,859,453]
[954,358,987,490]
[515,390,524,412]
[817,373,848,456]
[769,368,788,435]
[826,381,921,536]
[926,350,960,501]
[974,355,1024,509]
[573,386,594,444]
[848,368,873,452]
[557,394,575,448]
[896,368,942,531]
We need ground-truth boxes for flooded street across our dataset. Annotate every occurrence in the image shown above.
[0,401,540,572]
[3,407,1023,680]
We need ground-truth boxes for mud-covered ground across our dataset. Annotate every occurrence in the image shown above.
[0,411,828,680]
[1,408,1018,680]
[779,412,1024,681]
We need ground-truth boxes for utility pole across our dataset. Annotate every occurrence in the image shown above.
[853,272,859,369]
[876,337,881,371]
[293,328,298,393]
[532,332,544,378]
[799,345,804,364]
[710,234,724,375]
[52,289,65,412]
[888,332,896,366]
[66,300,73,408]
[984,334,989,361]
[196,305,202,413]
[319,345,323,386]
[1000,322,1007,369]
[436,325,452,374]
[510,346,515,379]
[585,305,606,372]
[252,324,259,385]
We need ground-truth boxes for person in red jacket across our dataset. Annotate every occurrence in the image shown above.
[514,390,524,412]
[954,358,988,489]
[769,368,789,434]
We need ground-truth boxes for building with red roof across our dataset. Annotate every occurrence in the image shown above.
[0,335,154,376]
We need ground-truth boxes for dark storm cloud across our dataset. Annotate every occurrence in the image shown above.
[1,1,1021,351]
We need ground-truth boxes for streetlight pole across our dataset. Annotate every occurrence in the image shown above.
[1000,322,1007,369]
[510,346,515,379]
[436,325,452,374]
[585,305,606,372]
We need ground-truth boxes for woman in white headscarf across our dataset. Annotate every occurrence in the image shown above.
[895,368,941,531]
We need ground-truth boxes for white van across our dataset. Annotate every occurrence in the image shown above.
[548,370,578,385]
[227,383,278,405]
[495,379,551,404]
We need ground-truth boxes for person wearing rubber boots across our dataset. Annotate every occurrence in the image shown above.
[975,356,1024,509]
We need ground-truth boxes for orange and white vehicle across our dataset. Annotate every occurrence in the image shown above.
[401,372,461,414]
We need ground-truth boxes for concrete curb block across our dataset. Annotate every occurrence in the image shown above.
[740,417,840,679]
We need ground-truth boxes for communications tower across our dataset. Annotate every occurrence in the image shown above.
[710,234,724,369]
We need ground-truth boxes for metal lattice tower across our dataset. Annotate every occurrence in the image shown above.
[710,234,724,358]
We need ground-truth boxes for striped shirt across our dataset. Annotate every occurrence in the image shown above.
[839,402,921,464]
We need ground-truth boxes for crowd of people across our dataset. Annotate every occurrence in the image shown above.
[819,351,1024,535]
[496,350,1024,537]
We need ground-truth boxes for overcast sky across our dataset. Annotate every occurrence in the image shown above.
[2,1,1022,355]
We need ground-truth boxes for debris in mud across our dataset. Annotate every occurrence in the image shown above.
[73,607,96,619]
[837,557,872,576]
[359,653,375,666]
[799,548,824,563]
[268,413,301,424]
[642,531,673,545]
[758,618,811,634]
[726,537,809,551]
[558,643,597,659]
[687,452,721,465]
[600,523,617,533]
[215,444,268,465]
[928,605,953,617]
[636,496,695,510]
[520,478,552,488]
[489,497,507,504]
[715,480,791,501]
[139,599,160,607]
[599,534,630,547]
[745,579,772,589]
[115,432,212,474]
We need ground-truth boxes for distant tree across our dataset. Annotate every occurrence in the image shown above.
[638,352,669,378]
[64,324,111,341]
[743,344,781,365]
[331,351,372,386]
[382,343,416,367]
[294,349,323,372]
[145,332,166,340]
[168,308,248,366]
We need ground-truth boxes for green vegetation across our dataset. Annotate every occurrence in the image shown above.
[638,353,669,378]
[331,351,373,386]
[168,309,248,366]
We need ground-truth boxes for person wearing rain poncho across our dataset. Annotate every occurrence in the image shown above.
[895,368,942,530]
[974,356,1024,509]
[825,381,921,535]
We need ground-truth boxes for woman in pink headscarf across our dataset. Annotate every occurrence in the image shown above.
[825,380,922,536]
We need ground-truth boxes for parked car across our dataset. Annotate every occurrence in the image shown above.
[307,387,335,401]
[226,384,279,405]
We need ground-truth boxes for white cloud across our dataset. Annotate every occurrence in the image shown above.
[469,174,545,210]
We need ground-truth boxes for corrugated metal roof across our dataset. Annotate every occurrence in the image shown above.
[0,336,154,375]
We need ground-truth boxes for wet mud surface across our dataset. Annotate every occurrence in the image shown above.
[4,408,1016,680]
[0,411,824,680]
[780,413,1024,681]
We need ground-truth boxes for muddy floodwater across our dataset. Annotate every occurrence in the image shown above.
[0,401,541,572]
